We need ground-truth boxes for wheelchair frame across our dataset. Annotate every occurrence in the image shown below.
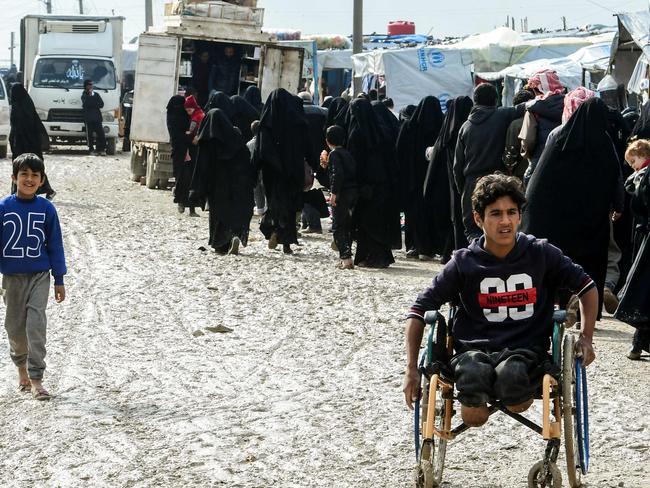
[413,309,590,488]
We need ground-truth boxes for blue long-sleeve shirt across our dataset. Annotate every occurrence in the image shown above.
[0,194,67,285]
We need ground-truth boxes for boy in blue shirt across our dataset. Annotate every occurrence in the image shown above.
[1,153,67,400]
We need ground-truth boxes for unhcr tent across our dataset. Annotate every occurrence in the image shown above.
[352,46,474,111]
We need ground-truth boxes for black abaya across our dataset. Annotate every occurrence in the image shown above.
[166,95,192,205]
[522,98,621,318]
[192,108,254,252]
[396,96,445,256]
[9,83,54,196]
[256,88,310,246]
[424,96,473,252]
[243,85,264,114]
[346,98,400,267]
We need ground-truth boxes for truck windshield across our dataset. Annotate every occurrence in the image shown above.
[33,58,116,90]
[0,80,5,100]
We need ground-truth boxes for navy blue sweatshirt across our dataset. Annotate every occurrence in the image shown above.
[0,194,67,285]
[408,233,594,352]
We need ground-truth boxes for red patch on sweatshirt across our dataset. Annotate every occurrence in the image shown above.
[478,288,537,308]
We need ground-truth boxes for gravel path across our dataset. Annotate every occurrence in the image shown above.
[0,150,647,487]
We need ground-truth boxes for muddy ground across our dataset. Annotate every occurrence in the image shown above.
[0,150,648,487]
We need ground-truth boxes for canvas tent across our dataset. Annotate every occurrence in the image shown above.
[352,46,474,111]
[612,11,650,99]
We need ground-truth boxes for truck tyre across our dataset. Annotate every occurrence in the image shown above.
[106,137,117,155]
[0,145,7,159]
[130,148,146,182]
[145,149,158,189]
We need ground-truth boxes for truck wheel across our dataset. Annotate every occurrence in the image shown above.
[0,145,7,159]
[106,138,117,155]
[145,150,158,189]
[130,148,146,182]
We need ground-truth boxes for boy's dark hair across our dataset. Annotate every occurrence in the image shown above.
[83,79,93,88]
[368,89,378,101]
[471,173,526,218]
[250,119,260,136]
[326,125,346,147]
[383,97,394,109]
[473,83,498,106]
[513,89,535,106]
[13,153,45,177]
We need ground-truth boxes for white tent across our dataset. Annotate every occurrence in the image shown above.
[351,46,474,111]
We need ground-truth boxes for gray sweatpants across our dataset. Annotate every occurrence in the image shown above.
[2,271,50,380]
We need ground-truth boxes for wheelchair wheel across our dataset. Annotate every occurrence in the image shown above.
[527,460,562,488]
[562,333,589,487]
[415,374,448,488]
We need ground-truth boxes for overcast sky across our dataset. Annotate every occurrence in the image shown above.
[0,0,646,65]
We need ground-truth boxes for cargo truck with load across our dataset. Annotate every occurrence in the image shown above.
[20,15,124,155]
[129,1,304,189]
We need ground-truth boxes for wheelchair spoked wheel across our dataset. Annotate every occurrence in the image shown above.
[415,374,449,488]
[527,460,562,488]
[562,333,589,488]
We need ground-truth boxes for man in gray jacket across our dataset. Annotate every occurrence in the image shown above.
[454,83,525,240]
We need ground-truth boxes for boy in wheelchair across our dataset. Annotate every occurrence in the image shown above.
[403,174,597,427]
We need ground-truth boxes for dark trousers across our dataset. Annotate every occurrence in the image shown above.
[450,348,543,407]
[332,192,357,260]
[301,203,322,230]
[85,120,106,152]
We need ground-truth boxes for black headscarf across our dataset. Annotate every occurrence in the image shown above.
[204,91,235,120]
[630,101,650,140]
[325,97,349,132]
[399,104,416,124]
[243,85,264,113]
[371,100,400,143]
[197,108,244,159]
[230,95,260,140]
[166,95,190,163]
[439,96,473,149]
[522,97,620,314]
[9,83,50,159]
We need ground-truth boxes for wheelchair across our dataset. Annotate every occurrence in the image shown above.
[413,308,590,488]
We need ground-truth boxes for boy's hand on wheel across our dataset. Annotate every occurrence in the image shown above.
[575,335,595,367]
[54,285,66,303]
[403,367,421,410]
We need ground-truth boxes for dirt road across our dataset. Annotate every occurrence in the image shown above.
[0,151,648,487]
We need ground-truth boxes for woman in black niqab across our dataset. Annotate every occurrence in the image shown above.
[166,95,192,209]
[190,108,254,254]
[230,95,260,141]
[243,85,264,114]
[9,83,55,198]
[325,97,350,133]
[396,95,445,257]
[522,97,621,317]
[347,97,400,267]
[256,88,310,253]
[423,96,473,254]
[629,100,650,140]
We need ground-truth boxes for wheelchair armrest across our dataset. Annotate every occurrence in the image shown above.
[424,310,441,325]
[553,310,567,323]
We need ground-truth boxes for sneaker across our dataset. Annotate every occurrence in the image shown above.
[406,249,419,259]
[283,244,293,255]
[419,254,435,261]
[565,294,579,328]
[627,349,642,360]
[268,232,278,250]
[603,287,619,314]
[303,227,323,234]
[228,236,240,255]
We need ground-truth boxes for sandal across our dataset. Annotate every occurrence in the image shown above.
[18,379,31,392]
[32,387,52,401]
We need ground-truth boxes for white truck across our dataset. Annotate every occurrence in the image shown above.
[129,2,304,189]
[0,76,9,158]
[20,15,124,155]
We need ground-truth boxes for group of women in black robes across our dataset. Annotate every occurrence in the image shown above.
[9,83,56,198]
[166,95,193,212]
[397,96,445,259]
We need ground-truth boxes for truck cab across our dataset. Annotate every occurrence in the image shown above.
[20,15,124,154]
[0,76,9,158]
